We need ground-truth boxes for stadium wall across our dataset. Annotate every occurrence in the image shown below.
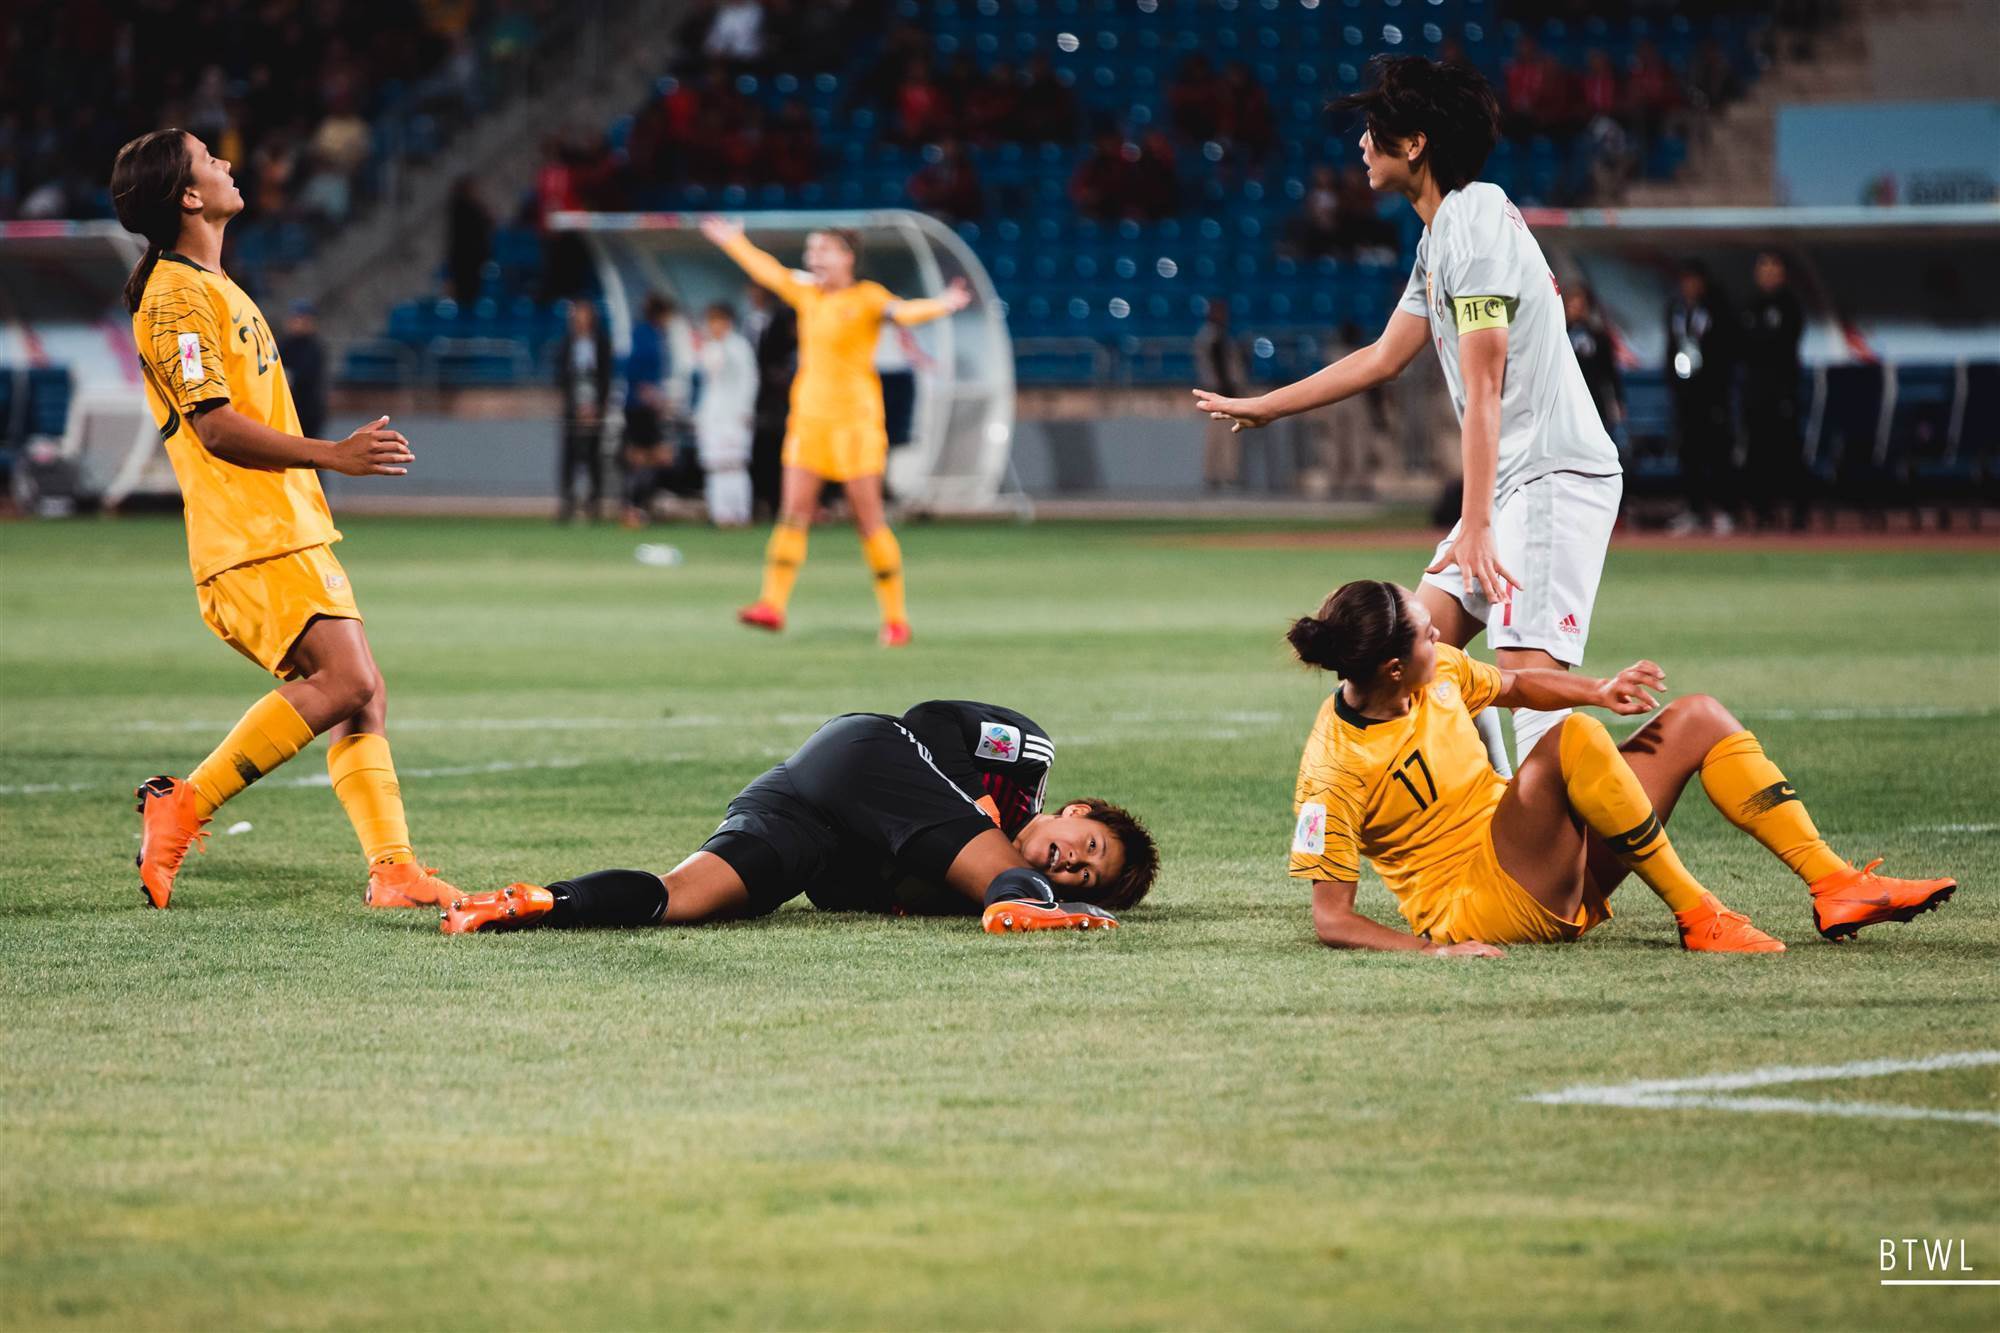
[312,406,1272,509]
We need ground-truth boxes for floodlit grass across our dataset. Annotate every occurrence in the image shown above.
[2,516,1996,1330]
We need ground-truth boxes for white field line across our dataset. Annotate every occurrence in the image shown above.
[1742,705,1997,722]
[1916,823,2000,835]
[86,704,2000,739]
[0,757,584,798]
[1527,1051,2000,1128]
[127,716,733,733]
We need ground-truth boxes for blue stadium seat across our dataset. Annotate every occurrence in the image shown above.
[26,367,73,438]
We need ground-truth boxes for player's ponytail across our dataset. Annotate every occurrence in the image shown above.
[111,129,195,313]
[1287,579,1412,681]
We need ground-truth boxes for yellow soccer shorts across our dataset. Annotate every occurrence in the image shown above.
[1424,826,1613,946]
[782,417,888,482]
[195,544,362,679]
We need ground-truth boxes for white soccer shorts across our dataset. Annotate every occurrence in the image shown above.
[1419,469,1621,666]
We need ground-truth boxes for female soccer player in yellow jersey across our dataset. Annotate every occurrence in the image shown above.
[699,216,970,645]
[1285,580,1956,955]
[110,129,458,912]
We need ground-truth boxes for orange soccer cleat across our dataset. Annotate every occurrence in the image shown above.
[134,775,211,909]
[878,620,913,648]
[364,861,462,909]
[737,602,786,633]
[981,899,1118,933]
[1674,892,1785,953]
[440,883,555,935]
[1809,859,1956,941]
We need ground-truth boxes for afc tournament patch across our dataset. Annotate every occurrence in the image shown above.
[1292,802,1326,856]
[975,721,1021,762]
[178,333,203,383]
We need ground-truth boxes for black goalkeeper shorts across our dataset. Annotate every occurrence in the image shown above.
[698,713,998,917]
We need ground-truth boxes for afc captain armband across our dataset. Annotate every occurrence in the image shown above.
[1453,296,1511,334]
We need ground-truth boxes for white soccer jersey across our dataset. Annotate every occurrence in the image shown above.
[693,329,759,464]
[1397,183,1620,503]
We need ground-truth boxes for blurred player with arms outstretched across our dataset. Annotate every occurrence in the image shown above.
[701,217,970,645]
[1196,57,1621,776]
[111,129,458,911]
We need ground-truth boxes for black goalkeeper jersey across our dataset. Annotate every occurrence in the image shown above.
[893,699,1054,837]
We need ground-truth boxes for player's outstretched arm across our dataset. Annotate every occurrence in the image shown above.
[699,217,806,304]
[1495,661,1666,717]
[193,409,413,476]
[1192,309,1428,432]
[1312,879,1504,956]
[887,278,972,326]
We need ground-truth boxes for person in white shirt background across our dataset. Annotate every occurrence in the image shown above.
[695,302,760,528]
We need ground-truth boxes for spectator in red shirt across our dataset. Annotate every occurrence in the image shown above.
[767,100,819,187]
[895,59,949,145]
[1069,128,1127,220]
[909,138,984,221]
[1168,55,1224,142]
[1628,39,1683,142]
[1128,132,1180,221]
[1018,55,1078,143]
[1503,36,1578,136]
[964,62,1021,145]
[1217,62,1275,161]
[1580,49,1623,123]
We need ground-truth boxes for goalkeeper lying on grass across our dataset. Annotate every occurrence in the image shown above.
[437,700,1157,935]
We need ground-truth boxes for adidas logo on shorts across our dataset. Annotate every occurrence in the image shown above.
[1558,613,1580,634]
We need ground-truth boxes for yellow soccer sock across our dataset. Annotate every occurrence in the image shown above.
[327,733,415,866]
[759,519,809,611]
[1557,713,1708,914]
[1699,730,1847,884]
[186,691,316,817]
[861,526,907,625]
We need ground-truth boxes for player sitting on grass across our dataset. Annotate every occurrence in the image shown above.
[1286,580,1956,956]
[440,700,1158,935]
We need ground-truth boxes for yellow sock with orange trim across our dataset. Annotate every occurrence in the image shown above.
[327,733,415,866]
[759,519,808,611]
[186,691,315,817]
[1557,713,1707,914]
[861,526,907,625]
[1699,729,1847,883]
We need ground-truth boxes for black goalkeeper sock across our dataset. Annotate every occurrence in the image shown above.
[545,869,669,928]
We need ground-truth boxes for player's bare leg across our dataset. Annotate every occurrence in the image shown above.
[844,473,910,646]
[1414,581,1514,776]
[284,618,458,908]
[1494,644,1574,771]
[943,828,1116,932]
[661,852,752,922]
[741,465,818,630]
[1491,698,1783,952]
[137,614,381,909]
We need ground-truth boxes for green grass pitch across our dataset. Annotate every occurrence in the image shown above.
[2,515,1995,1330]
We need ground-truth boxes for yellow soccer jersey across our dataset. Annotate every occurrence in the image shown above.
[719,232,899,425]
[1289,644,1508,935]
[134,252,338,583]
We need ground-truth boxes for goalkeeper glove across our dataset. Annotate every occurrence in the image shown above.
[980,867,1118,933]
